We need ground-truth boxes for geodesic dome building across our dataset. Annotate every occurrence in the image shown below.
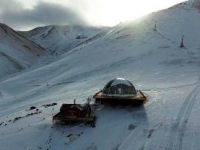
[102,78,137,96]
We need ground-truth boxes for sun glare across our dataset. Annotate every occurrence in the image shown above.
[16,0,186,27]
[81,0,186,26]
[100,0,151,25]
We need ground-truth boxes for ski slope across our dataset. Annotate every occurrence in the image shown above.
[1,2,200,150]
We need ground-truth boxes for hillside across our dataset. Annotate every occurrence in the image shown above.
[1,2,200,150]
[0,23,46,79]
[21,25,107,55]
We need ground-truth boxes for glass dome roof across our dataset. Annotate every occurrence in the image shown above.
[102,78,137,96]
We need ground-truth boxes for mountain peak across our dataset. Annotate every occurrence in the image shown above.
[0,23,9,27]
[0,23,11,33]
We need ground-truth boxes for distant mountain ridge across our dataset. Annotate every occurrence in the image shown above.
[21,25,108,55]
[0,23,46,79]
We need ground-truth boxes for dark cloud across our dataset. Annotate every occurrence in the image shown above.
[0,0,86,30]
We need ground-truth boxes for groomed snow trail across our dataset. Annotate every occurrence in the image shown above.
[167,77,200,150]
[115,76,200,150]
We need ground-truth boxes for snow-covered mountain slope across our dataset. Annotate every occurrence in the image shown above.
[1,2,200,150]
[21,25,107,55]
[0,23,46,79]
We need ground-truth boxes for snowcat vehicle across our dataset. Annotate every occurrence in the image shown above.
[93,78,146,105]
[53,102,96,127]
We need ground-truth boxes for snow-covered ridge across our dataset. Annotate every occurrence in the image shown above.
[21,25,108,55]
[0,23,46,79]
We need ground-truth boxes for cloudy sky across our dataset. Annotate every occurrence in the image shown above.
[0,0,186,30]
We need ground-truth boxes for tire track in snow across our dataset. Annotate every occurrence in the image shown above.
[138,77,200,150]
[166,77,200,150]
[116,103,160,150]
[117,77,200,150]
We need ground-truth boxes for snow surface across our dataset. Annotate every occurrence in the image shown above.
[189,0,200,3]
[1,2,200,150]
[0,23,46,79]
[21,25,108,55]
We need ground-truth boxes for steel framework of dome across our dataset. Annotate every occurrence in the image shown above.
[93,78,146,105]
[102,78,137,96]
